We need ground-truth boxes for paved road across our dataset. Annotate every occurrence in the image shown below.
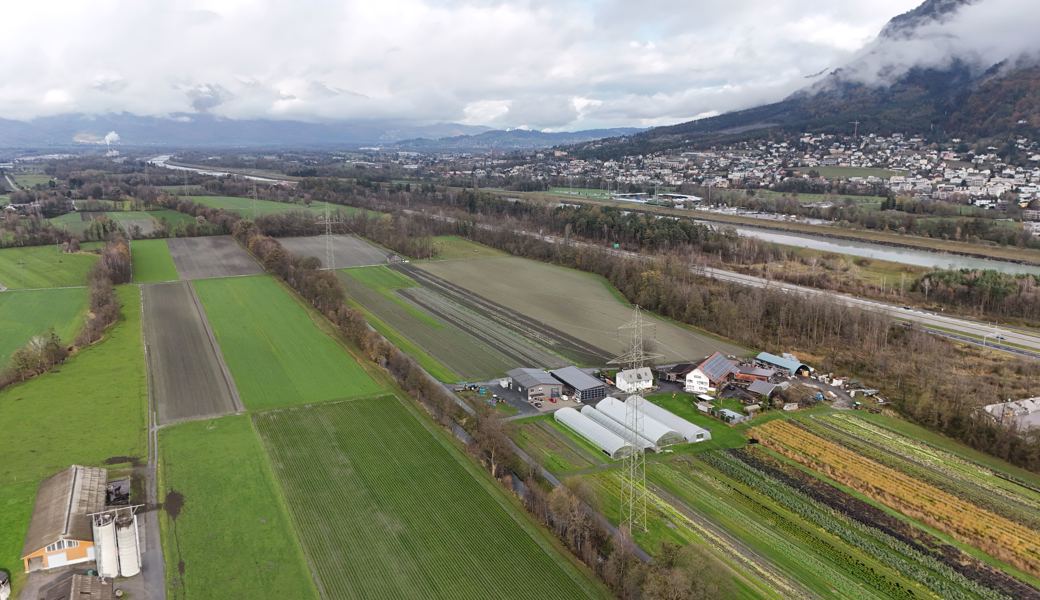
[3,173,21,191]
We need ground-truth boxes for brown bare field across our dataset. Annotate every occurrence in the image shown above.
[143,281,240,424]
[167,236,262,280]
[416,257,745,362]
[278,234,389,268]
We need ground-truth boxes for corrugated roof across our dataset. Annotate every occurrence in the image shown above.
[696,352,738,383]
[22,465,108,557]
[507,368,559,388]
[748,380,778,397]
[756,352,807,374]
[550,366,605,391]
[40,574,114,600]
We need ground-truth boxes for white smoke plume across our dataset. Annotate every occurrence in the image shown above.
[103,131,120,145]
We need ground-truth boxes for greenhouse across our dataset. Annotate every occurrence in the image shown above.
[595,396,687,447]
[581,406,656,451]
[627,395,712,443]
[553,407,638,459]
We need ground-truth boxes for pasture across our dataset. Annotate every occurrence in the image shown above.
[158,416,318,600]
[12,173,53,188]
[255,397,605,599]
[0,245,97,289]
[278,234,388,268]
[194,275,385,410]
[143,282,239,424]
[431,235,506,260]
[0,287,88,366]
[190,195,349,218]
[131,239,179,283]
[167,236,262,280]
[417,256,745,362]
[47,212,92,235]
[0,286,147,593]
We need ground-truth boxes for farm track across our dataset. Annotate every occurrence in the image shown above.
[399,286,568,368]
[142,281,239,424]
[396,263,611,365]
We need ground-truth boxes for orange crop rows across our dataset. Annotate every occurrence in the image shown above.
[752,420,1040,579]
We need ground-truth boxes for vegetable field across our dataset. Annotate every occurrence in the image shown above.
[159,416,318,600]
[195,275,385,409]
[255,397,605,600]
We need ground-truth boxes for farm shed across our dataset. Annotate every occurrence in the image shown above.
[39,573,113,600]
[747,380,779,400]
[506,368,562,402]
[627,395,712,443]
[595,396,686,447]
[756,352,811,377]
[580,406,656,450]
[686,352,738,394]
[550,366,607,402]
[736,364,775,382]
[656,363,695,383]
[615,367,654,394]
[554,407,637,459]
[22,465,107,573]
[717,408,747,424]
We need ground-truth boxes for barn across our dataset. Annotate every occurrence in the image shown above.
[756,352,811,377]
[506,368,562,402]
[21,466,107,573]
[615,367,654,394]
[550,366,608,402]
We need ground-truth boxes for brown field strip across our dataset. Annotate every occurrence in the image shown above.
[167,236,262,280]
[278,234,389,268]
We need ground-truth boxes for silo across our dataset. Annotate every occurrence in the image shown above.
[115,515,141,577]
[93,513,120,578]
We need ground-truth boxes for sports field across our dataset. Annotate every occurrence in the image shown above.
[190,196,350,218]
[194,276,385,410]
[255,397,605,599]
[0,245,97,289]
[0,286,147,593]
[159,416,318,600]
[0,287,88,366]
[132,239,179,283]
[418,256,745,361]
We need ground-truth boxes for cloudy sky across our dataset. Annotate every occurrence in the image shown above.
[0,0,956,130]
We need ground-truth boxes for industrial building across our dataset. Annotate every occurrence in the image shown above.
[550,366,608,402]
[506,368,562,402]
[554,407,637,458]
[615,366,654,394]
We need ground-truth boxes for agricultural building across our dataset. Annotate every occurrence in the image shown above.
[686,352,738,394]
[735,364,775,382]
[615,367,654,394]
[506,368,562,402]
[22,466,107,573]
[550,366,607,402]
[554,407,637,459]
[747,380,780,400]
[756,352,811,377]
[655,363,695,383]
[983,397,1040,431]
[39,573,113,600]
[717,408,747,424]
[580,406,656,450]
[595,396,686,447]
[627,395,712,443]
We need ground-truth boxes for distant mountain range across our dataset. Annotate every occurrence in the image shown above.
[0,113,636,151]
[576,0,1040,158]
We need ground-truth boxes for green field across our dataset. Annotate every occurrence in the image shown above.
[0,194,9,205]
[47,212,91,235]
[131,239,179,283]
[255,397,605,599]
[0,286,147,593]
[548,187,611,200]
[190,196,351,218]
[431,235,507,260]
[194,275,385,410]
[158,416,318,600]
[0,245,97,289]
[0,287,88,366]
[13,173,54,188]
[149,208,197,227]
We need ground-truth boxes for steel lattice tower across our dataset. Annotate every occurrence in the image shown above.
[321,203,336,271]
[609,305,662,534]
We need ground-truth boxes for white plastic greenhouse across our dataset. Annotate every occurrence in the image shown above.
[554,407,637,459]
[595,396,686,447]
[581,406,656,450]
[627,395,712,443]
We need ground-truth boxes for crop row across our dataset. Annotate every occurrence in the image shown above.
[703,450,1008,600]
[752,420,1040,579]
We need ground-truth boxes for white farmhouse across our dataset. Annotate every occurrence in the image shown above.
[615,367,654,394]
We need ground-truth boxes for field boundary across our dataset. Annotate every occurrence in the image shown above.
[188,281,244,413]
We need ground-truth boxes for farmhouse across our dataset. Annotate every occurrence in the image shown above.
[685,352,738,394]
[615,367,654,394]
[22,466,107,573]
[550,366,608,402]
[506,368,562,402]
[756,352,811,377]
